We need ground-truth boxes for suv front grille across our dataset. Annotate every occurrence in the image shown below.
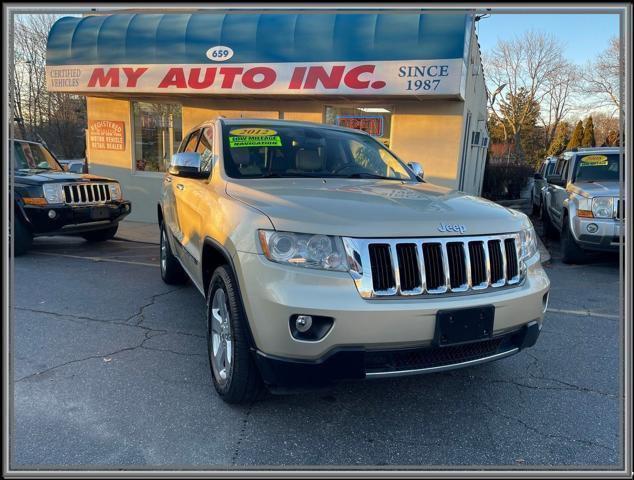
[63,183,111,205]
[343,234,523,299]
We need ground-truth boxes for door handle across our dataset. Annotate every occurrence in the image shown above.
[165,176,172,183]
[176,184,185,191]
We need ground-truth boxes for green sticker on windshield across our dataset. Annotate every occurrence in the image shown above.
[229,135,282,148]
[580,155,608,166]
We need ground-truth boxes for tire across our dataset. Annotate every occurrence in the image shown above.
[560,216,586,264]
[541,204,559,240]
[82,225,118,242]
[159,224,187,285]
[14,215,33,256]
[531,193,539,216]
[206,265,265,404]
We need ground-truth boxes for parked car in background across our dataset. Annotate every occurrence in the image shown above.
[58,158,88,174]
[158,118,549,404]
[11,139,131,255]
[542,147,622,263]
[531,157,557,216]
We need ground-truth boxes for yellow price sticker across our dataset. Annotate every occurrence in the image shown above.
[580,155,608,166]
[230,128,277,137]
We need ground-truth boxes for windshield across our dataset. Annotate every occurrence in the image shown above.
[13,141,63,172]
[573,153,620,182]
[221,124,414,181]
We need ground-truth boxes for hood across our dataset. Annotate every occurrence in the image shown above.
[226,178,530,238]
[570,181,620,198]
[13,171,116,186]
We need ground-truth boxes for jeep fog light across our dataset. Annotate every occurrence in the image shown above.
[295,315,313,333]
[586,223,599,234]
[48,209,57,219]
[289,314,334,341]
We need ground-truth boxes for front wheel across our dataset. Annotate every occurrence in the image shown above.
[206,265,265,404]
[159,224,187,284]
[560,216,586,264]
[82,225,118,242]
[13,215,33,256]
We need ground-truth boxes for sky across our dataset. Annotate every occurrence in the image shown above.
[476,13,620,64]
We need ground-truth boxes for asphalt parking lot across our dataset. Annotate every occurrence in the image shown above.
[11,224,622,469]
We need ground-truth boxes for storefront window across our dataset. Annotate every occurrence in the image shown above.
[132,102,182,172]
[324,105,392,147]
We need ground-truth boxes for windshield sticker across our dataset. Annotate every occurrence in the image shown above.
[229,128,277,137]
[580,155,608,166]
[229,135,282,148]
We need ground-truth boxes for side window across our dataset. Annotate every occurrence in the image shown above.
[196,127,214,173]
[560,160,570,180]
[182,130,201,153]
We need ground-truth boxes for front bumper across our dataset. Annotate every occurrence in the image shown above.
[255,321,541,389]
[23,201,131,236]
[235,251,550,362]
[572,216,622,251]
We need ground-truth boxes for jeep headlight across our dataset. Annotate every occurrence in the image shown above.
[42,184,64,204]
[591,197,613,218]
[258,230,348,272]
[519,224,538,261]
[108,183,122,201]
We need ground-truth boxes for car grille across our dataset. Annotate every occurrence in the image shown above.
[343,234,522,299]
[364,329,522,375]
[63,183,111,205]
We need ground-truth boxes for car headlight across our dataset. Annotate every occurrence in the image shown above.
[519,224,539,261]
[108,183,122,201]
[258,230,349,272]
[42,184,64,204]
[591,197,613,218]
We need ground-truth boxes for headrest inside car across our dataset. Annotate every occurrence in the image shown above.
[296,149,322,172]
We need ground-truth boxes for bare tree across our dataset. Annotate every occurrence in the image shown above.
[10,14,87,158]
[580,37,622,115]
[484,30,567,161]
[540,62,579,147]
[591,111,620,146]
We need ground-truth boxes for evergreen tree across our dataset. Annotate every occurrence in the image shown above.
[547,122,571,156]
[567,120,584,150]
[581,116,596,147]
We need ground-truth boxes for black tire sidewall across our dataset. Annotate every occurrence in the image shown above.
[159,224,186,284]
[561,216,585,264]
[14,215,33,256]
[206,265,263,403]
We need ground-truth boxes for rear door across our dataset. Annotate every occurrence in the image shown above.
[548,156,571,228]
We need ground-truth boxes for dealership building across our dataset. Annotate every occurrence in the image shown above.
[46,10,489,222]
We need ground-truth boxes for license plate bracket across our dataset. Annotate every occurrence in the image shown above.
[434,306,495,347]
[90,207,111,220]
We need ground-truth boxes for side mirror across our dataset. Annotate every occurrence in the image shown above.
[407,162,424,181]
[534,172,543,180]
[546,174,565,187]
[168,152,207,178]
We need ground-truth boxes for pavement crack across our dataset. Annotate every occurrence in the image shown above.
[15,330,167,383]
[13,306,205,339]
[231,401,255,466]
[477,400,616,453]
[139,345,204,357]
[124,287,186,326]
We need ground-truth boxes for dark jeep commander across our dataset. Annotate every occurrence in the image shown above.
[12,139,131,255]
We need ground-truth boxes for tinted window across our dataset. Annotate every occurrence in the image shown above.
[573,153,620,182]
[196,127,214,172]
[222,124,414,181]
[13,141,63,171]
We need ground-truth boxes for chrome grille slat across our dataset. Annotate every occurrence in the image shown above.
[59,182,112,206]
[343,234,523,299]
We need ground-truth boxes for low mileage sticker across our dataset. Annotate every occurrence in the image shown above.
[229,135,282,148]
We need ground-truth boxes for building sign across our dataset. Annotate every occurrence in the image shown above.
[46,59,464,97]
[336,116,384,137]
[89,120,125,151]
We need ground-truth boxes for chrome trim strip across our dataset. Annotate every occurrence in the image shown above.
[365,347,520,378]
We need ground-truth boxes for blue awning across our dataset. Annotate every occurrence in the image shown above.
[47,12,471,66]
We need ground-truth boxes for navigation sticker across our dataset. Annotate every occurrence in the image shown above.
[229,128,277,136]
[580,155,608,166]
[229,135,282,148]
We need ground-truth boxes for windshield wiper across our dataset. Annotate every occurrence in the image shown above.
[342,173,399,180]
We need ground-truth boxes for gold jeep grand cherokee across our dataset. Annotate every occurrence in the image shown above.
[158,118,550,404]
